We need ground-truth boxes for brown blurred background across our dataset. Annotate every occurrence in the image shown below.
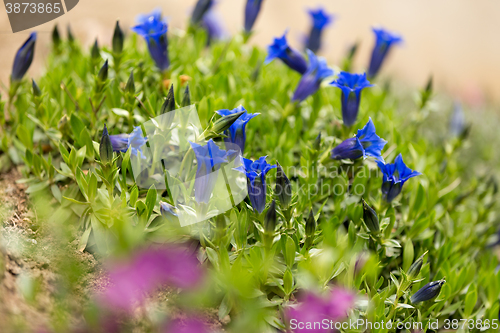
[0,0,498,105]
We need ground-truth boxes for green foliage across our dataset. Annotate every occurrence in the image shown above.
[0,23,499,332]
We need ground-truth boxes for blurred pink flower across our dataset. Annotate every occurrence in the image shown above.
[163,318,211,333]
[286,288,355,333]
[98,246,203,311]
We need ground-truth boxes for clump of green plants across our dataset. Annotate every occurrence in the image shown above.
[1,2,499,333]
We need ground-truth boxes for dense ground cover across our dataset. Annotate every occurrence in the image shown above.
[1,3,500,333]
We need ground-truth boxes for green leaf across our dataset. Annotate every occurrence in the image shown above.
[403,240,414,272]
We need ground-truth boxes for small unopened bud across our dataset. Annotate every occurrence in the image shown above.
[264,200,277,233]
[362,198,379,234]
[410,279,446,304]
[52,24,61,47]
[305,209,317,237]
[67,25,75,42]
[98,60,109,82]
[91,39,100,59]
[182,84,191,107]
[407,251,428,279]
[212,109,244,133]
[160,201,178,223]
[275,162,292,208]
[32,79,41,97]
[313,132,321,151]
[112,20,124,54]
[99,124,113,164]
[125,71,135,94]
[161,85,176,114]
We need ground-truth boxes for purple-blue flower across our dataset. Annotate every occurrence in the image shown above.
[201,9,228,45]
[98,246,203,312]
[410,279,446,304]
[109,126,148,159]
[244,0,264,33]
[331,118,387,161]
[449,101,467,137]
[191,139,234,204]
[191,0,214,25]
[265,30,308,74]
[292,50,334,103]
[131,10,169,71]
[305,8,334,53]
[216,105,259,154]
[331,72,374,127]
[368,27,403,78]
[377,154,421,202]
[12,32,37,82]
[235,156,276,214]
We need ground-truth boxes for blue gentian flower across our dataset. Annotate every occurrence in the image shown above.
[11,32,37,82]
[191,139,233,204]
[265,30,308,74]
[235,156,276,213]
[131,10,170,71]
[331,72,374,127]
[368,27,403,78]
[109,126,148,159]
[191,0,214,25]
[377,154,421,202]
[331,118,387,161]
[244,0,264,33]
[292,50,334,103]
[216,105,259,154]
[305,8,333,53]
[410,279,446,304]
[201,9,228,45]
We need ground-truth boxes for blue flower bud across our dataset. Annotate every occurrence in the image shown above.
[91,39,100,60]
[407,251,428,279]
[112,20,125,54]
[161,85,176,114]
[32,79,41,97]
[330,72,373,127]
[131,10,170,72]
[52,25,61,48]
[11,32,37,82]
[362,199,379,233]
[331,118,387,161]
[410,279,445,303]
[125,71,135,94]
[244,0,264,33]
[98,60,109,82]
[100,124,114,164]
[368,27,402,78]
[264,200,277,233]
[182,85,191,107]
[377,154,421,202]
[305,209,317,237]
[275,162,292,209]
[265,30,307,74]
[305,8,334,53]
[109,127,148,159]
[212,108,246,135]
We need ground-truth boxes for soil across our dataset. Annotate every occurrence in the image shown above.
[0,168,224,333]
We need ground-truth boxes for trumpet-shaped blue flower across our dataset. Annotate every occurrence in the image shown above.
[236,156,276,213]
[331,72,374,127]
[109,126,148,159]
[292,50,334,102]
[191,0,214,25]
[216,105,259,154]
[131,10,169,71]
[368,27,403,78]
[191,139,233,204]
[306,8,334,53]
[265,30,307,74]
[331,118,387,161]
[202,9,228,45]
[12,32,37,82]
[377,154,421,202]
[244,0,264,33]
